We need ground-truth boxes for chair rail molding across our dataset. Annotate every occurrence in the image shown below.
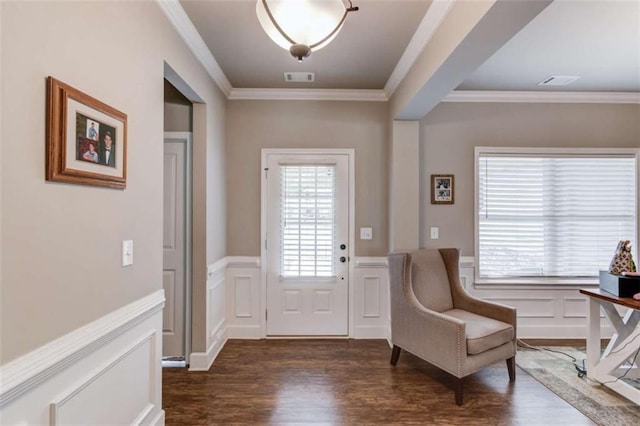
[0,290,165,425]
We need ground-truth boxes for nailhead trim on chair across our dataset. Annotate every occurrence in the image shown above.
[456,327,461,376]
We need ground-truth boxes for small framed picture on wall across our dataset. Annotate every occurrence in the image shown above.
[431,174,454,205]
[46,76,127,189]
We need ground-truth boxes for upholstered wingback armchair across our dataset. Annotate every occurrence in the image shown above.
[388,248,516,405]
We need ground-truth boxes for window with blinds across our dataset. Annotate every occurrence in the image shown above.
[280,164,336,277]
[477,151,637,280]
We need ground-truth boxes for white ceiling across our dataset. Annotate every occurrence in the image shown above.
[458,0,640,92]
[180,0,431,89]
[176,0,640,95]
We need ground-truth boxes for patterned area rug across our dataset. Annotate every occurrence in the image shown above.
[516,346,640,425]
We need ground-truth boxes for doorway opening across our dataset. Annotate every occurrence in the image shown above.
[162,78,193,367]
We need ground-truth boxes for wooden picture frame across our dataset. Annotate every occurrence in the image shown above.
[431,174,454,204]
[46,76,127,189]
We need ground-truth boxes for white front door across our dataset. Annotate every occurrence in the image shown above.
[265,152,351,336]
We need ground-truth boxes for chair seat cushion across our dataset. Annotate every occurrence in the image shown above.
[442,309,514,355]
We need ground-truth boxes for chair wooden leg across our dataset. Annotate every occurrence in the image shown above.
[506,356,516,382]
[454,377,463,406]
[390,345,401,366]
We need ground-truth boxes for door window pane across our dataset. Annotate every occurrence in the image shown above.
[280,165,336,277]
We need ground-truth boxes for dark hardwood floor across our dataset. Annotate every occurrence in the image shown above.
[163,339,594,425]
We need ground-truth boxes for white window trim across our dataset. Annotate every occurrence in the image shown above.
[474,146,640,286]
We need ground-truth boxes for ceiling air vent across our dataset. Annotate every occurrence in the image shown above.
[284,72,315,83]
[537,75,581,86]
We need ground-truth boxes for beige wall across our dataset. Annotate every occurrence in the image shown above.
[389,121,420,252]
[226,100,389,257]
[420,102,640,256]
[1,1,226,363]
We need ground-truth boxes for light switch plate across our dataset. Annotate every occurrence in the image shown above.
[430,227,439,240]
[360,227,373,240]
[122,240,133,267]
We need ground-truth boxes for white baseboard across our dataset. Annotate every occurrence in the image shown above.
[352,326,390,339]
[189,323,228,371]
[227,325,262,339]
[148,409,165,426]
[0,290,165,425]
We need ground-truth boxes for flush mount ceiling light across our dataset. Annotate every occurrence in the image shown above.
[256,0,359,62]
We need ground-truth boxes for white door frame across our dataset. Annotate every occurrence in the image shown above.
[164,131,192,362]
[261,148,355,337]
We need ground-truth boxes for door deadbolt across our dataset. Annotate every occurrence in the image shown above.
[340,244,346,250]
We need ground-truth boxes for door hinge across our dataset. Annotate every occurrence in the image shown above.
[265,310,268,321]
[265,239,268,251]
[264,167,269,178]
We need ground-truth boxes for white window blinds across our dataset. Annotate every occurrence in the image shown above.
[477,153,637,279]
[280,164,336,277]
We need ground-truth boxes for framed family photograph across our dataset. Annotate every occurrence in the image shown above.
[431,174,454,204]
[46,76,127,189]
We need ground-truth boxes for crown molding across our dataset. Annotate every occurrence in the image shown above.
[444,90,640,104]
[384,0,455,99]
[229,88,388,102]
[156,0,232,97]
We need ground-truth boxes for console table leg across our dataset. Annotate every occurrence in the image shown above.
[586,297,602,383]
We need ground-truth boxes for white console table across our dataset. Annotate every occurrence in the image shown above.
[580,288,640,405]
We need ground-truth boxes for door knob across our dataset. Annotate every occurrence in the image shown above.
[339,256,346,263]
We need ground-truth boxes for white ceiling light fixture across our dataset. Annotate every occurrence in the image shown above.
[256,0,359,62]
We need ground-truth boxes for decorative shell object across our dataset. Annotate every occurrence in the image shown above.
[609,240,636,275]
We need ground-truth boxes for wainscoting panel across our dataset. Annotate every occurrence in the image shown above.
[190,258,229,371]
[363,277,381,318]
[234,276,253,318]
[563,297,589,319]
[50,333,156,425]
[0,290,165,425]
[466,261,616,338]
[225,257,262,339]
[483,297,555,318]
[353,257,389,339]
[205,254,613,365]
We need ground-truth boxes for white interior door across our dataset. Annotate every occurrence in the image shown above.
[265,152,350,335]
[163,135,190,358]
